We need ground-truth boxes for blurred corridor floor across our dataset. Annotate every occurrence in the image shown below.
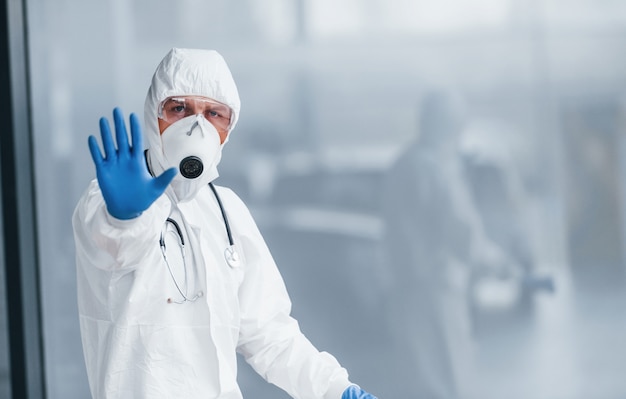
[470,266,626,399]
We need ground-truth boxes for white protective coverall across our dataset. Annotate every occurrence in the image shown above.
[72,48,352,399]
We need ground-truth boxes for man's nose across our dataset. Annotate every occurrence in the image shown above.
[189,105,203,115]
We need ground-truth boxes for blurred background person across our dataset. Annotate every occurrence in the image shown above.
[381,90,518,399]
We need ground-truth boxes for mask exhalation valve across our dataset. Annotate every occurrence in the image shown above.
[179,156,204,179]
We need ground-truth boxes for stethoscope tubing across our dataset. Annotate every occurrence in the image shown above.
[209,182,234,247]
[160,181,240,303]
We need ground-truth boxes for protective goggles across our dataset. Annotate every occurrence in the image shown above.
[158,96,233,131]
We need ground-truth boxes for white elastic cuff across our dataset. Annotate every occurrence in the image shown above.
[324,376,353,399]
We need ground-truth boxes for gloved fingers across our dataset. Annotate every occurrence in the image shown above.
[99,117,116,160]
[87,135,104,166]
[129,112,143,156]
[113,107,130,157]
[342,385,378,399]
[151,167,177,194]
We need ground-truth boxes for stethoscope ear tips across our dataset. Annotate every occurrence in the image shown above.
[224,245,240,268]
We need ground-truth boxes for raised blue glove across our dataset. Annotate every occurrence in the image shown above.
[342,385,378,399]
[88,107,177,220]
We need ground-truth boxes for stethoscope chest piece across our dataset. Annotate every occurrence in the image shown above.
[224,245,241,268]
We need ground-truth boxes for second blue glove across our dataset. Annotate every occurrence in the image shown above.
[342,385,378,399]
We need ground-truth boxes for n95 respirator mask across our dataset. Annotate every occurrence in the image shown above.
[160,114,222,202]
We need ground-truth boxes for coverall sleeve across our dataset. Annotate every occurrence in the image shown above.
[229,192,352,399]
[72,179,171,271]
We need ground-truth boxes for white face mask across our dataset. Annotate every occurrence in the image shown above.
[160,114,222,202]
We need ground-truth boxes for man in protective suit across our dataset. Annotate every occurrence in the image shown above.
[72,48,377,399]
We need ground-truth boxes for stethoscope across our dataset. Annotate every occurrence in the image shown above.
[159,182,240,304]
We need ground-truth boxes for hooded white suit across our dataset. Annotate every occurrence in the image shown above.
[73,48,352,399]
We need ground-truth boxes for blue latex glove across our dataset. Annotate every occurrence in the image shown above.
[88,107,177,220]
[342,385,378,399]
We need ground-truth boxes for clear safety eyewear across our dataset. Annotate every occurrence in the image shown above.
[158,96,233,131]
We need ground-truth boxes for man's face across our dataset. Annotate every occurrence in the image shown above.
[158,96,232,144]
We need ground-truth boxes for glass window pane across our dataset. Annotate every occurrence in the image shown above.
[26,0,626,398]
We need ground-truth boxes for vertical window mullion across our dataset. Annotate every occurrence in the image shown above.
[0,0,46,398]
